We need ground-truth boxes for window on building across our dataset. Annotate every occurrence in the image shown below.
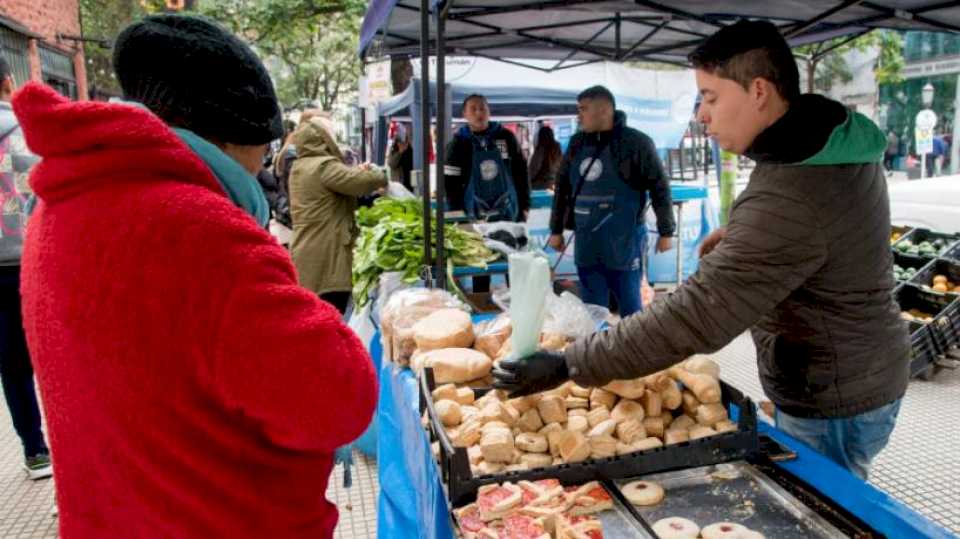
[39,46,76,100]
[0,26,31,88]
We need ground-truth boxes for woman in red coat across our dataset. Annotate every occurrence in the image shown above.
[15,14,376,538]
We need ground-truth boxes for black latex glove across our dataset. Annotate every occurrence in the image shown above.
[492,351,570,397]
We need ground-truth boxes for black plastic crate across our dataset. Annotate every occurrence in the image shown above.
[891,228,959,259]
[890,225,914,246]
[907,321,939,378]
[910,258,960,294]
[420,367,759,507]
[945,242,960,263]
[892,252,932,283]
[895,284,958,355]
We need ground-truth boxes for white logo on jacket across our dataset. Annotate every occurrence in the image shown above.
[579,158,603,182]
[480,159,499,181]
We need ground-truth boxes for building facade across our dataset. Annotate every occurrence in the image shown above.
[0,0,88,100]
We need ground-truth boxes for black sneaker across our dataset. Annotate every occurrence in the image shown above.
[24,453,52,480]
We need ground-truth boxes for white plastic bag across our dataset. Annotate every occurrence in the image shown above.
[386,181,416,200]
[542,292,609,340]
[347,302,377,352]
[508,252,551,359]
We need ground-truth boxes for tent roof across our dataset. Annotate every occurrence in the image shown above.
[359,0,960,68]
[377,78,580,117]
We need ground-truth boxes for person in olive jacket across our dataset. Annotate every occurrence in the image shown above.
[289,115,387,314]
[494,20,909,481]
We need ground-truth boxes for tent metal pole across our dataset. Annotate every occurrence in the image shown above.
[448,0,605,20]
[615,13,622,59]
[420,0,433,287]
[619,19,669,60]
[435,3,448,290]
[552,21,614,70]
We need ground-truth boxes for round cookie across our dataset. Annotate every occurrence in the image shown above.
[622,480,665,506]
[701,522,748,539]
[651,517,700,538]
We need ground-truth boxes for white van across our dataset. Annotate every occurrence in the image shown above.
[888,174,960,234]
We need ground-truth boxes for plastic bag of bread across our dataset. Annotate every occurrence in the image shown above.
[474,314,512,358]
[379,287,468,365]
[415,348,493,384]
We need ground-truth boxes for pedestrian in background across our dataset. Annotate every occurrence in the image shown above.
[289,114,388,315]
[0,55,49,480]
[15,14,376,536]
[528,125,563,190]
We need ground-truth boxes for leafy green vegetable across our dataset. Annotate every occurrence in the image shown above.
[352,198,500,306]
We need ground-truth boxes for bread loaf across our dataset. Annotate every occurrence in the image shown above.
[689,425,717,440]
[642,416,665,438]
[567,415,589,434]
[671,414,696,431]
[661,379,682,410]
[588,418,618,438]
[480,428,515,463]
[520,453,554,469]
[684,356,721,378]
[642,390,663,417]
[419,348,492,383]
[589,434,618,459]
[681,390,700,416]
[413,309,474,351]
[454,387,476,405]
[586,406,611,428]
[664,428,690,445]
[431,383,458,402]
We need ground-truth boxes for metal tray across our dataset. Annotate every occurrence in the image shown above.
[614,462,848,538]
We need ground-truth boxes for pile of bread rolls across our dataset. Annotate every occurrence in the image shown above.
[429,355,736,477]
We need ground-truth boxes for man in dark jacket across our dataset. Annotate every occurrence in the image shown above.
[444,94,530,222]
[494,21,910,480]
[548,86,675,316]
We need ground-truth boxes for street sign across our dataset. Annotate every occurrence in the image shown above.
[916,109,938,130]
[916,126,934,155]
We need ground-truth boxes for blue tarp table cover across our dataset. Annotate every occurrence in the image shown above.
[374,326,952,538]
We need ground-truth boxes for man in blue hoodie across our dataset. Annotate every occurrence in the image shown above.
[494,21,910,481]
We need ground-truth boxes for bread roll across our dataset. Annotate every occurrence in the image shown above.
[689,425,717,440]
[588,418,618,438]
[413,309,474,351]
[517,408,544,433]
[586,406,611,428]
[515,432,549,453]
[432,383,458,402]
[569,384,592,398]
[664,428,689,445]
[520,452,554,469]
[696,403,728,426]
[567,415,589,434]
[611,399,645,423]
[480,428,515,463]
[603,379,646,400]
[589,388,618,411]
[435,399,462,427]
[661,379,683,410]
[642,390,663,417]
[536,395,568,424]
[642,416,665,438]
[684,356,721,378]
[682,390,701,415]
[671,414,696,431]
[558,431,590,463]
[589,434,618,459]
[615,418,645,444]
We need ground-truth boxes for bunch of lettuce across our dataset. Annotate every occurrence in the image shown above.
[353,198,499,306]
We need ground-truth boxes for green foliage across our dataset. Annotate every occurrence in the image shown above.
[795,30,903,94]
[197,0,366,109]
[79,0,149,98]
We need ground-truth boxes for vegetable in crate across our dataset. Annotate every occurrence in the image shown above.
[352,198,499,306]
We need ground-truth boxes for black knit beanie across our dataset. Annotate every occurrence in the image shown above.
[113,14,283,145]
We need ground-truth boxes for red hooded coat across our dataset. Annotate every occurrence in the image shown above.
[14,83,377,537]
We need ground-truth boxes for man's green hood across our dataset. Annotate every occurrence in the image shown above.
[801,109,886,166]
[744,94,885,166]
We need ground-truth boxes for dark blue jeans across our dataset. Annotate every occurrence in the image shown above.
[576,265,642,317]
[775,399,902,480]
[0,265,47,457]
